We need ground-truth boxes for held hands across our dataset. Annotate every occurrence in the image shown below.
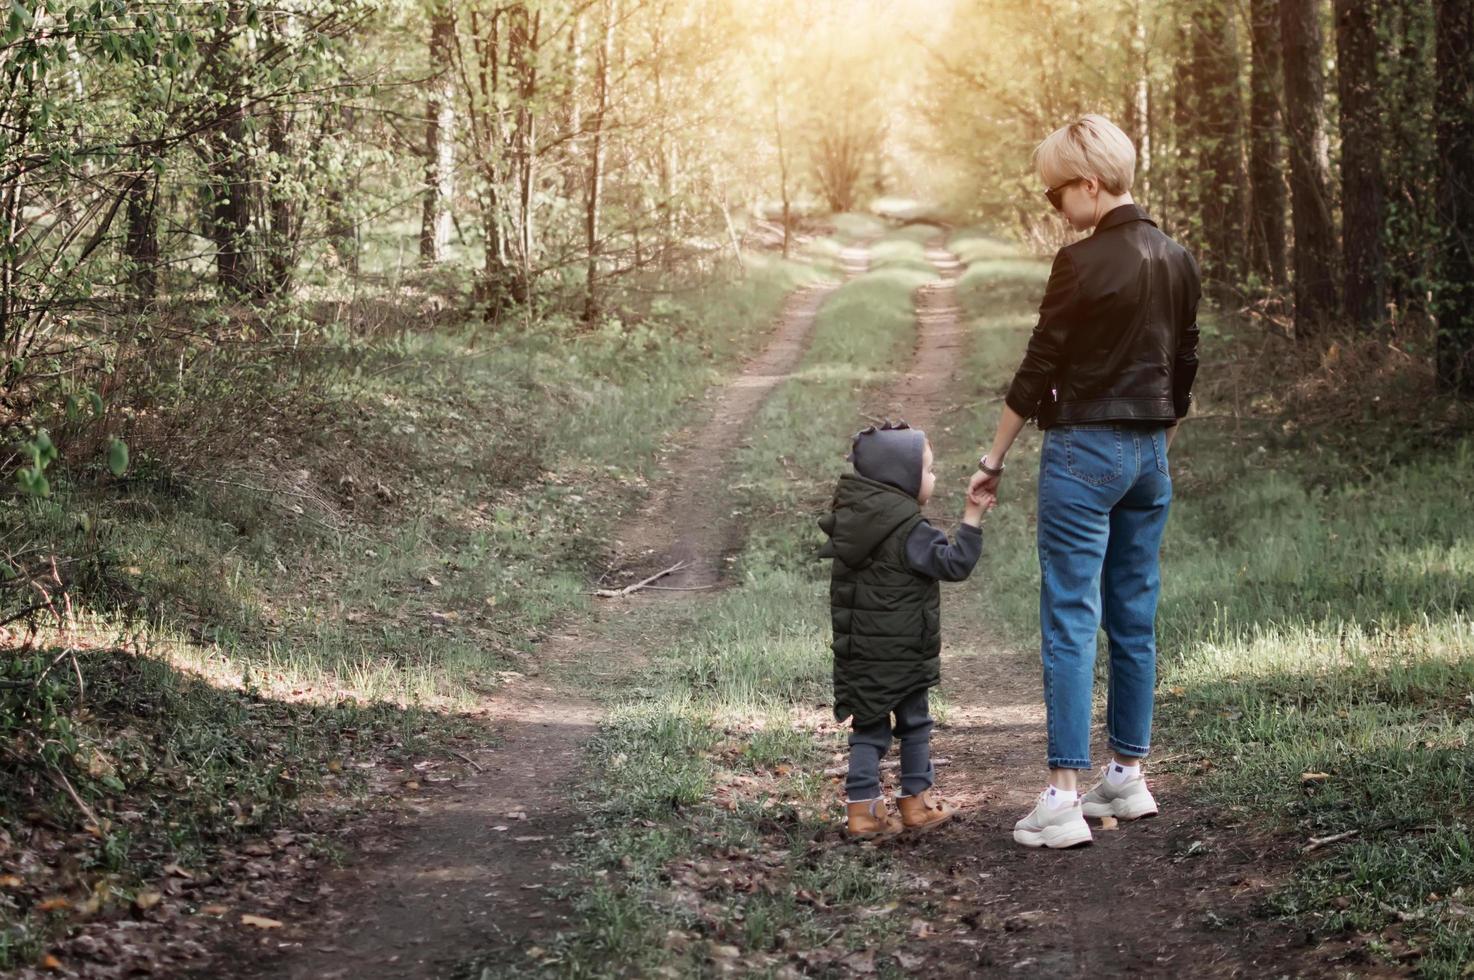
[962,486,996,526]
[967,468,1000,506]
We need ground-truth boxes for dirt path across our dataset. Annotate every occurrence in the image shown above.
[853,240,1336,978]
[871,240,966,427]
[214,251,865,980]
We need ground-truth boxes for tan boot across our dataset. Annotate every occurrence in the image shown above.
[845,797,903,839]
[897,789,956,833]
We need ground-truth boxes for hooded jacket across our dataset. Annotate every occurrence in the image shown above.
[818,473,943,726]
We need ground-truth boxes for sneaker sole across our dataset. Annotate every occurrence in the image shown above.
[1082,798,1159,821]
[1012,824,1093,849]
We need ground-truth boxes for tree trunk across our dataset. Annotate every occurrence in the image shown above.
[1280,0,1339,338]
[651,21,675,272]
[467,7,516,314]
[509,5,540,305]
[1434,0,1474,394]
[208,116,255,298]
[1335,0,1386,328]
[1379,0,1437,322]
[124,165,159,307]
[582,0,616,324]
[1124,3,1151,210]
[1164,5,1198,241]
[1190,0,1246,294]
[326,108,360,275]
[773,85,791,260]
[420,2,457,265]
[262,107,297,297]
[563,9,584,199]
[1247,0,1287,287]
[205,3,255,298]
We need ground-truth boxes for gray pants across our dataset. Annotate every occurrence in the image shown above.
[845,688,934,800]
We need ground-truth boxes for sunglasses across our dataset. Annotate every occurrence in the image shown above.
[1044,177,1087,211]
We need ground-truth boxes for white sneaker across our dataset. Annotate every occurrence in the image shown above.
[1012,791,1093,849]
[1081,766,1159,821]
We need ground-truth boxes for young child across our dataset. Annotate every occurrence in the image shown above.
[818,420,992,838]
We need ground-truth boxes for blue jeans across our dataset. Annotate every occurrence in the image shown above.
[1036,422,1172,770]
[845,688,934,800]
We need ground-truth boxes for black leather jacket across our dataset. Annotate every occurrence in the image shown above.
[1005,204,1201,429]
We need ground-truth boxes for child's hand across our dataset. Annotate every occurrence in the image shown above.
[963,489,995,525]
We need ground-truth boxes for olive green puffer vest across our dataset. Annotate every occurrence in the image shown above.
[817,473,942,727]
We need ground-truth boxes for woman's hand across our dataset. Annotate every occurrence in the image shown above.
[969,406,1028,505]
[968,469,1000,504]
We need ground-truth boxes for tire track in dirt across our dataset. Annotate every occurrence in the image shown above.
[861,237,1341,978]
[613,242,870,589]
[213,246,868,980]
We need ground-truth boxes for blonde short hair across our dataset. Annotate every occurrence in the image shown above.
[1033,114,1136,194]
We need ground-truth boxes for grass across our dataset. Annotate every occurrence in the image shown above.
[0,251,823,970]
[944,228,1474,977]
[496,260,940,978]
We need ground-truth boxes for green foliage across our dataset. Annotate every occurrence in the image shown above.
[15,428,57,497]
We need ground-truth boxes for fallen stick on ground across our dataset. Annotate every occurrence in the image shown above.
[823,757,952,778]
[451,750,484,772]
[1303,829,1359,852]
[592,561,689,598]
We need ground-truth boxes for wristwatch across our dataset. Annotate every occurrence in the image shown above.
[978,455,1005,477]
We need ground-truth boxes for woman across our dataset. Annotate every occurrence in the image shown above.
[967,114,1201,849]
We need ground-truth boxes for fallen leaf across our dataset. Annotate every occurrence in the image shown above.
[240,914,284,929]
[1100,815,1119,831]
[200,905,229,916]
[36,897,70,913]
[402,780,420,790]
[40,954,63,971]
[0,875,22,888]
[134,889,163,911]
[1300,771,1331,785]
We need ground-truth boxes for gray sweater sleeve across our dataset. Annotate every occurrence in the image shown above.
[904,520,982,582]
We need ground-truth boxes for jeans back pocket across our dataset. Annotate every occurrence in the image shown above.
[1062,425,1124,486]
[1153,429,1170,475]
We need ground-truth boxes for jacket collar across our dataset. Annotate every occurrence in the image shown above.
[1092,202,1156,235]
